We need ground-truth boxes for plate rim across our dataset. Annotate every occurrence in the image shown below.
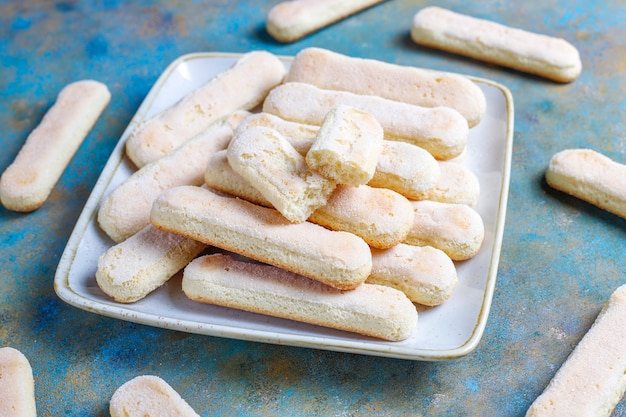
[53,51,514,361]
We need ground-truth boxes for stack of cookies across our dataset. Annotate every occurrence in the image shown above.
[95,47,488,342]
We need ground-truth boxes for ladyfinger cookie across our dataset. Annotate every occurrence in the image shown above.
[235,113,441,198]
[311,185,414,249]
[286,47,486,127]
[263,82,468,160]
[412,161,480,207]
[368,141,440,200]
[545,149,626,220]
[0,80,110,212]
[227,126,336,223]
[150,186,372,290]
[0,347,37,417]
[205,151,414,249]
[525,284,626,417]
[236,112,319,155]
[266,0,385,43]
[125,51,286,167]
[306,105,384,186]
[96,225,207,303]
[368,244,458,306]
[405,200,484,261]
[205,150,270,207]
[98,112,246,243]
[110,375,199,417]
[183,253,418,341]
[411,7,582,83]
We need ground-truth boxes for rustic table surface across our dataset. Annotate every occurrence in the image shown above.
[1,1,625,416]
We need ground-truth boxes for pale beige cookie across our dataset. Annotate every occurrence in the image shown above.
[98,112,246,243]
[205,151,413,249]
[310,184,414,249]
[227,126,336,223]
[205,150,269,206]
[368,243,458,306]
[286,47,486,127]
[267,0,385,43]
[150,186,372,290]
[368,141,440,200]
[235,113,442,197]
[183,253,418,341]
[525,284,626,416]
[446,147,468,164]
[96,225,207,303]
[404,200,485,261]
[411,7,582,83]
[0,80,110,212]
[306,105,384,185]
[110,375,199,417]
[545,149,626,220]
[236,112,319,155]
[411,161,480,207]
[0,347,36,417]
[125,51,286,167]
[263,82,468,160]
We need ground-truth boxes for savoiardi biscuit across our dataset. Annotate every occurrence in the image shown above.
[411,7,582,83]
[286,47,486,127]
[150,185,372,290]
[182,253,418,341]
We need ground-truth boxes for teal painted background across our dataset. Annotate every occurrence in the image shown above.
[1,0,625,415]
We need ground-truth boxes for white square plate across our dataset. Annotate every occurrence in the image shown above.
[54,52,513,361]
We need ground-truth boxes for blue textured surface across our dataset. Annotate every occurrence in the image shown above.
[1,0,625,415]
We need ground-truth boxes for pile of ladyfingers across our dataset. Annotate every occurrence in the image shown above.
[95,47,488,342]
